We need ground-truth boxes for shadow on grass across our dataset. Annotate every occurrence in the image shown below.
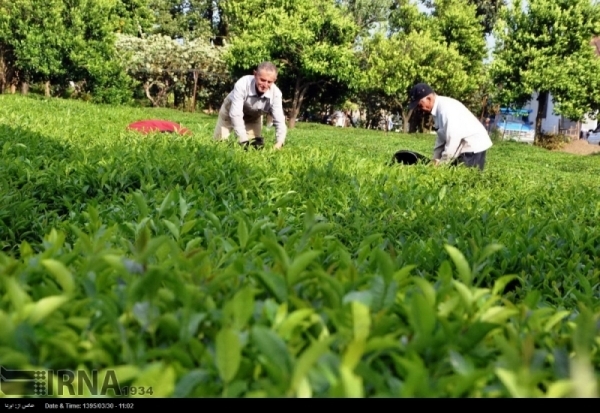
[0,123,266,254]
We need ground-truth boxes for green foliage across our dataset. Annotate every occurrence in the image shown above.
[0,0,154,104]
[223,0,360,118]
[422,0,507,35]
[147,0,213,39]
[353,30,470,114]
[1,96,600,397]
[337,0,394,33]
[491,0,600,127]
[362,0,489,120]
[430,0,487,73]
[115,34,229,107]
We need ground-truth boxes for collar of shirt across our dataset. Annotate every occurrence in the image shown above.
[249,77,274,100]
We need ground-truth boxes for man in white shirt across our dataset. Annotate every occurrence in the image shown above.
[408,83,492,170]
[214,61,287,150]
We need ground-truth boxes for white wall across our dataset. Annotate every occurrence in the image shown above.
[522,92,561,133]
[582,113,599,132]
[524,92,598,135]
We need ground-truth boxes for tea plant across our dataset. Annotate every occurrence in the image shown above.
[0,95,599,397]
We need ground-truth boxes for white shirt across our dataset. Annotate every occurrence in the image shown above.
[431,95,492,162]
[222,75,287,144]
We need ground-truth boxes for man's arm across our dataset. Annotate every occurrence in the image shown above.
[433,131,445,161]
[270,89,287,147]
[438,112,464,163]
[228,78,249,143]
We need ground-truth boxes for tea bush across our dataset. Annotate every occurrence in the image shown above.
[0,95,599,397]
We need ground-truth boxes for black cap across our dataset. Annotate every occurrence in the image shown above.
[408,83,434,110]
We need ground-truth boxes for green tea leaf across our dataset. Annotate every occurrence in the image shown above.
[180,219,198,236]
[479,306,519,324]
[232,287,255,330]
[410,293,436,338]
[342,339,366,371]
[41,259,75,294]
[412,277,437,308]
[27,295,69,325]
[496,367,526,397]
[133,191,149,217]
[277,308,314,339]
[543,311,570,332]
[215,328,242,383]
[287,250,321,285]
[251,325,293,380]
[444,245,472,285]
[491,275,519,296]
[173,370,209,397]
[288,336,334,396]
[254,271,288,303]
[545,380,573,398]
[352,300,371,342]
[237,216,249,249]
[340,365,364,397]
[162,219,180,240]
[131,362,176,397]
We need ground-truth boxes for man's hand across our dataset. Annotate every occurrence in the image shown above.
[273,142,283,150]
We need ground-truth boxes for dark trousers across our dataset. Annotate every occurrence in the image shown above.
[452,150,487,171]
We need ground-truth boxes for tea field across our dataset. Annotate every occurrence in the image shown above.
[1,94,600,398]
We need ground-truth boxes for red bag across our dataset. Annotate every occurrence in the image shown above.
[127,120,191,135]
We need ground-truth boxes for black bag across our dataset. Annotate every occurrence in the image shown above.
[241,136,265,150]
[389,150,430,166]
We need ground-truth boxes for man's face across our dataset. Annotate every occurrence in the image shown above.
[417,94,435,112]
[254,69,277,94]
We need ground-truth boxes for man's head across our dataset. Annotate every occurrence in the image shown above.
[254,62,278,94]
[408,83,436,113]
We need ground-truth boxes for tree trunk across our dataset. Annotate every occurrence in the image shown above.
[402,109,411,133]
[20,82,29,95]
[44,80,51,97]
[535,91,548,143]
[288,78,310,129]
[144,82,159,107]
[191,70,199,113]
[0,51,5,94]
[480,95,488,121]
[288,111,297,128]
[409,108,424,132]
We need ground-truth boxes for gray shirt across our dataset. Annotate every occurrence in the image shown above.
[222,75,287,144]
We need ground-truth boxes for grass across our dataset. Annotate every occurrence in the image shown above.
[0,94,599,398]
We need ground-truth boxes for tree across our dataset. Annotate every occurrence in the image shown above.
[148,0,212,39]
[491,0,600,140]
[0,0,153,102]
[115,33,228,108]
[354,31,471,132]
[469,0,507,35]
[382,0,489,128]
[429,0,489,114]
[1,0,67,95]
[337,0,394,33]
[390,0,487,71]
[223,0,360,128]
[421,0,507,35]
[115,0,156,36]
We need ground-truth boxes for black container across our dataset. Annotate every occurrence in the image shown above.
[241,136,265,150]
[390,150,430,165]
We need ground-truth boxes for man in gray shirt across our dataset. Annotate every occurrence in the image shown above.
[213,61,287,149]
